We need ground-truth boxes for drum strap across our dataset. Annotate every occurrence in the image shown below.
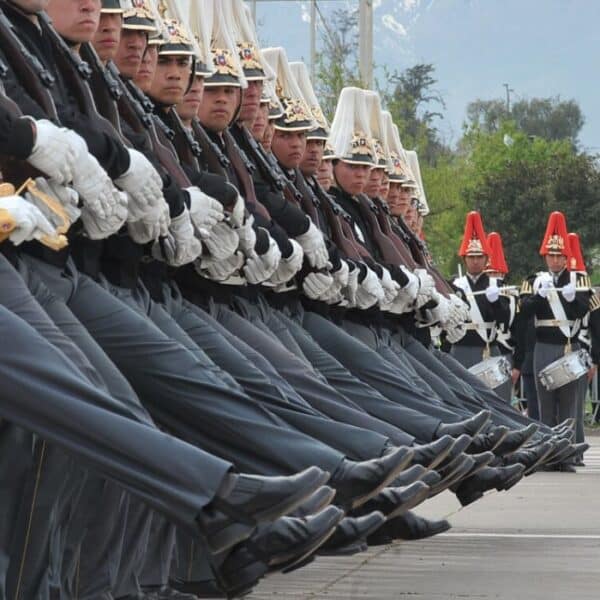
[453,276,497,346]
[533,272,581,344]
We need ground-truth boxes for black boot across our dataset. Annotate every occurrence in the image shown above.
[367,511,450,545]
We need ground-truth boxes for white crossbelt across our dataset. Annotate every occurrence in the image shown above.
[535,318,575,328]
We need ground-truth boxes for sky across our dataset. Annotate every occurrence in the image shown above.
[253,0,600,151]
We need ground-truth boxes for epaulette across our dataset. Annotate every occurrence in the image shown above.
[576,273,592,290]
[590,293,600,313]
[520,279,533,295]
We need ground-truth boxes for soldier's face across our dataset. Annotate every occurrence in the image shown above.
[465,255,487,276]
[134,45,158,93]
[545,254,567,273]
[250,103,268,142]
[271,130,307,169]
[405,204,418,231]
[262,120,274,153]
[397,186,412,216]
[176,75,205,123]
[47,0,101,43]
[334,161,371,196]
[363,167,384,197]
[379,173,390,199]
[197,85,240,133]
[150,54,192,106]
[11,0,48,13]
[386,182,403,216]
[92,12,122,62]
[316,159,333,191]
[238,79,264,125]
[300,138,325,176]
[114,29,147,78]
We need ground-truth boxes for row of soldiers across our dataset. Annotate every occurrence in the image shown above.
[0,0,590,598]
[448,210,598,460]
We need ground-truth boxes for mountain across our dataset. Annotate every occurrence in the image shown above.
[254,0,600,151]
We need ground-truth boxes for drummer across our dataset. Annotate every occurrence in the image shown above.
[450,212,513,402]
[516,212,592,469]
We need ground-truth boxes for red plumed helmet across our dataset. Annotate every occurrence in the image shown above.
[567,232,586,272]
[458,211,490,257]
[539,211,571,257]
[485,232,509,274]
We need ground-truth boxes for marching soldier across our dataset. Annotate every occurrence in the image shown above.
[451,211,512,402]
[516,212,592,470]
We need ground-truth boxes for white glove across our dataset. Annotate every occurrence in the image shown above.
[269,239,304,286]
[414,268,435,308]
[186,187,225,237]
[229,194,246,228]
[379,266,400,307]
[316,260,349,304]
[80,189,128,240]
[428,293,451,325]
[485,283,500,303]
[152,208,202,266]
[445,293,470,328]
[303,271,334,299]
[71,151,125,221]
[0,195,55,245]
[342,264,359,306]
[355,266,385,309]
[295,221,329,270]
[385,267,419,314]
[114,149,164,221]
[235,214,257,254]
[445,323,467,344]
[127,200,170,244]
[537,278,553,299]
[26,119,78,184]
[243,234,281,284]
[561,282,576,302]
[197,251,245,281]
[385,269,419,315]
[200,220,239,260]
[31,177,81,224]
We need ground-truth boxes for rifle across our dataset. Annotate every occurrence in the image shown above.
[106,69,192,189]
[355,193,406,265]
[0,7,58,120]
[80,44,124,136]
[38,11,127,145]
[191,118,229,176]
[169,109,202,173]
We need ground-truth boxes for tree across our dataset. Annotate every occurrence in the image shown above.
[314,9,362,120]
[465,96,585,146]
[383,64,449,165]
[460,125,600,280]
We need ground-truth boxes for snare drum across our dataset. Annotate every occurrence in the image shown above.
[538,350,592,391]
[468,356,512,389]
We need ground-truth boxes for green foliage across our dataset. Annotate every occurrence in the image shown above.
[460,125,600,280]
[382,64,449,165]
[466,96,584,146]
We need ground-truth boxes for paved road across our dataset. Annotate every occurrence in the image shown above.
[249,435,600,599]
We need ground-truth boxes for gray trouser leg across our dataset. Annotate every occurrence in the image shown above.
[195,299,391,460]
[74,482,128,599]
[535,342,581,432]
[139,516,176,589]
[272,308,415,447]
[0,304,232,532]
[434,349,537,431]
[523,373,540,421]
[114,502,154,599]
[0,423,32,600]
[87,277,343,476]
[302,312,453,441]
